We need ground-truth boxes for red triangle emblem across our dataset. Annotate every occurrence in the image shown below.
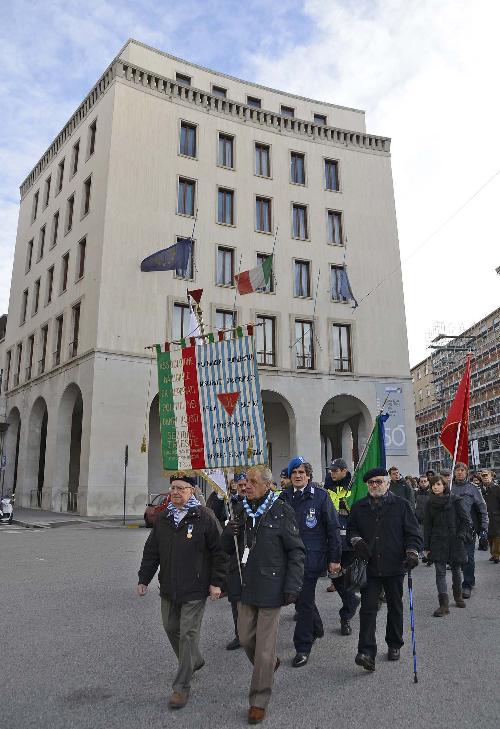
[217,392,240,417]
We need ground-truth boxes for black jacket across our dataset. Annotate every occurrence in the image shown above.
[423,493,469,564]
[389,478,416,509]
[415,488,430,523]
[279,482,342,573]
[221,495,305,608]
[206,491,228,527]
[347,491,422,577]
[138,505,227,602]
[484,484,500,537]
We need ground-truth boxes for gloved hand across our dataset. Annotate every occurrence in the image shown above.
[226,519,240,536]
[353,538,371,562]
[283,592,298,605]
[404,550,419,570]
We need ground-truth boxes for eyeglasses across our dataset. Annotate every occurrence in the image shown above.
[170,485,192,492]
[367,479,385,486]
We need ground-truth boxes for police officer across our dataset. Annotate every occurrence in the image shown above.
[280,456,342,667]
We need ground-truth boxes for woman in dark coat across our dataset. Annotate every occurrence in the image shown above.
[481,469,500,563]
[423,475,469,616]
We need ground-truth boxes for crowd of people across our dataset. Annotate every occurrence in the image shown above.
[136,458,499,724]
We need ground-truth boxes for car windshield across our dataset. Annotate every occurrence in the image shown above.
[150,493,168,506]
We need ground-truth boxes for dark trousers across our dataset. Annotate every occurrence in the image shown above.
[294,573,323,654]
[230,600,239,638]
[334,575,361,621]
[358,575,404,659]
[462,539,476,589]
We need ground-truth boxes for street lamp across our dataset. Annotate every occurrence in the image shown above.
[0,421,10,499]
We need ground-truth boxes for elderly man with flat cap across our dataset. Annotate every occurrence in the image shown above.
[346,468,422,672]
[137,474,227,709]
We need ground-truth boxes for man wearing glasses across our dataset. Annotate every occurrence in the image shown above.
[137,474,227,710]
[347,468,422,672]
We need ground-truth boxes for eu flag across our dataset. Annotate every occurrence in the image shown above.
[140,238,192,275]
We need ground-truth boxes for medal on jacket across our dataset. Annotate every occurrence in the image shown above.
[306,508,317,529]
[187,523,193,539]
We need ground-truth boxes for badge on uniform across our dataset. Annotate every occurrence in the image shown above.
[305,508,317,528]
[187,524,193,539]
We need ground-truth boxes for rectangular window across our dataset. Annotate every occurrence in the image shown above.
[332,324,352,372]
[176,72,191,86]
[290,152,306,185]
[179,122,197,157]
[256,315,276,366]
[46,266,54,305]
[256,196,272,233]
[295,320,314,369]
[4,350,11,391]
[247,95,261,109]
[325,159,339,191]
[172,303,190,341]
[175,236,194,279]
[70,303,80,358]
[61,253,69,292]
[77,238,86,280]
[294,260,311,298]
[327,210,343,245]
[314,113,327,125]
[255,143,271,177]
[32,278,40,315]
[54,315,63,366]
[331,265,348,302]
[216,246,234,286]
[32,190,39,222]
[57,159,65,192]
[21,289,28,324]
[37,226,46,260]
[281,105,295,118]
[88,119,97,157]
[44,176,51,208]
[26,335,34,381]
[71,140,80,176]
[217,188,234,225]
[292,204,308,239]
[256,253,274,292]
[212,85,227,98]
[82,177,91,216]
[26,239,34,272]
[66,195,74,232]
[218,133,234,168]
[14,342,23,386]
[51,211,59,248]
[215,309,236,339]
[39,325,48,375]
[177,178,196,216]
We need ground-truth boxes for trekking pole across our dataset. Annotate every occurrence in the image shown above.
[407,570,418,683]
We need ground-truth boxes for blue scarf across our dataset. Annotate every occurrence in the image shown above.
[242,490,279,527]
[167,495,201,527]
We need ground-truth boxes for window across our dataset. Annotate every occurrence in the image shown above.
[215,309,236,338]
[54,315,63,366]
[26,335,34,381]
[314,113,327,125]
[212,85,227,98]
[82,177,91,216]
[88,119,97,157]
[218,133,234,168]
[425,362,429,375]
[61,253,69,292]
[32,190,39,222]
[70,303,80,358]
[332,323,352,372]
[21,289,28,324]
[39,325,48,375]
[4,350,11,391]
[180,122,197,157]
[51,211,59,248]
[14,342,23,386]
[290,152,306,185]
[71,140,80,176]
[295,320,314,369]
[77,238,86,280]
[256,253,274,292]
[44,176,51,208]
[177,178,195,216]
[331,265,348,302]
[256,197,272,233]
[172,303,191,340]
[217,188,234,225]
[32,278,40,316]
[26,239,34,272]
[66,194,75,232]
[281,105,294,118]
[418,369,422,380]
[176,72,191,86]
[255,143,271,177]
[247,95,261,109]
[57,159,65,193]
[292,204,308,239]
[37,226,46,261]
[216,246,234,286]
[327,210,343,245]
[294,260,311,297]
[419,389,423,401]
[175,236,194,279]
[46,266,54,305]
[256,315,276,366]
[325,159,339,191]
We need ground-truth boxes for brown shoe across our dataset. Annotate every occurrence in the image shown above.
[169,691,188,709]
[248,706,266,724]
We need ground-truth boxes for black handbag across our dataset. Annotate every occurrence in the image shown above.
[343,509,388,592]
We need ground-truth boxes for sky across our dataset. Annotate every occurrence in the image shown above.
[0,0,498,366]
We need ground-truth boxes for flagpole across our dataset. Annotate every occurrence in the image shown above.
[232,252,243,318]
[348,393,391,490]
[449,419,462,493]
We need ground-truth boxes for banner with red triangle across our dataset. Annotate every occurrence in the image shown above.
[217,392,240,417]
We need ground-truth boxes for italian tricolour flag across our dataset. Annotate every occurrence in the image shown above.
[235,256,273,294]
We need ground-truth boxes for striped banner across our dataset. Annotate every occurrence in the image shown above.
[156,335,267,470]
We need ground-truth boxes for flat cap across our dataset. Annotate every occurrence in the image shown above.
[330,458,348,471]
[233,472,247,482]
[170,473,197,487]
[363,468,388,483]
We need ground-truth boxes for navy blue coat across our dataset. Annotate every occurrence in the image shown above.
[280,483,342,575]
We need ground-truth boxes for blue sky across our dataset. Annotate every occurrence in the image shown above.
[1,0,499,364]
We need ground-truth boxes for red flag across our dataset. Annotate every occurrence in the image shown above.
[440,356,471,464]
[188,288,203,304]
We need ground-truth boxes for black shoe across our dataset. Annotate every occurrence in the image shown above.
[313,628,324,639]
[340,620,352,636]
[355,653,375,671]
[226,637,241,650]
[494,558,499,564]
[462,586,471,599]
[292,653,309,667]
[387,648,400,661]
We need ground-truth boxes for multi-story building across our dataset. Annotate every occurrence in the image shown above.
[412,307,500,475]
[1,39,417,515]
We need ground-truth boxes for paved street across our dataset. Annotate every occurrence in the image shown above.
[1,524,499,729]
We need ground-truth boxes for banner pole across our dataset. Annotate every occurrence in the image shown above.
[449,419,462,493]
[226,482,243,584]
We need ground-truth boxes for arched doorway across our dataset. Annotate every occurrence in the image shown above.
[148,393,164,497]
[2,407,21,497]
[261,390,296,480]
[26,397,48,508]
[54,384,83,512]
[320,395,372,474]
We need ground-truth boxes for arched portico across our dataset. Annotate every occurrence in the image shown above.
[25,398,48,508]
[261,390,296,479]
[54,383,83,512]
[320,394,372,474]
[2,407,21,497]
[148,393,165,497]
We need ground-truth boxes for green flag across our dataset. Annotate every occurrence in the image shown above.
[347,414,390,507]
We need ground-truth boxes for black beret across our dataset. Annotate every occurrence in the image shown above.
[170,474,197,487]
[363,468,388,483]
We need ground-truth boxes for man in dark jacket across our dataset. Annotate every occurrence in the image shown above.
[280,456,341,667]
[480,469,500,563]
[137,474,227,710]
[388,466,416,509]
[415,475,430,524]
[222,464,304,725]
[347,468,422,672]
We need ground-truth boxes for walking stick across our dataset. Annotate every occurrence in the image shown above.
[227,495,243,584]
[407,570,418,683]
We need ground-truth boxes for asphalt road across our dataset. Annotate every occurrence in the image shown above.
[1,524,499,729]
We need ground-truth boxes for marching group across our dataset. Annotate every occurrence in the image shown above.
[136,458,499,724]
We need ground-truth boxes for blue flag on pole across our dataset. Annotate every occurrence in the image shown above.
[339,267,358,308]
[140,238,192,275]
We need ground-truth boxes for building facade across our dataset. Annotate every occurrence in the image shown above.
[412,307,500,475]
[1,40,417,515]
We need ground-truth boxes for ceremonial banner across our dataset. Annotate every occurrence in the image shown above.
[157,335,267,470]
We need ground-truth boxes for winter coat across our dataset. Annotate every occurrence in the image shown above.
[415,488,430,524]
[206,491,228,527]
[138,505,227,602]
[484,484,500,538]
[389,478,416,509]
[423,493,469,564]
[324,472,352,552]
[347,491,422,577]
[221,495,305,608]
[279,482,342,574]
[451,479,488,533]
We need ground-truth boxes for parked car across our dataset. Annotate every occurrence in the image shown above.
[144,493,170,528]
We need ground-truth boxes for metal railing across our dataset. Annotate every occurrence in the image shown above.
[60,491,78,513]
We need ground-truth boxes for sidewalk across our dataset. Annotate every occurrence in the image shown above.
[12,507,144,529]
